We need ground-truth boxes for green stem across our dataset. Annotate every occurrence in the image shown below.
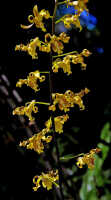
[55,16,65,24]
[53,50,78,58]
[40,71,50,74]
[60,153,85,161]
[48,177,59,188]
[40,41,48,46]
[48,0,64,199]
[57,0,69,5]
[35,102,50,106]
[26,101,50,106]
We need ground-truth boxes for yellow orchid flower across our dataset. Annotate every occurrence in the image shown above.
[54,114,69,134]
[67,0,89,15]
[16,70,45,92]
[33,170,59,191]
[15,37,41,59]
[19,118,53,153]
[44,32,70,55]
[76,148,101,169]
[21,5,51,32]
[52,49,91,75]
[49,88,90,112]
[60,14,82,31]
[13,100,38,121]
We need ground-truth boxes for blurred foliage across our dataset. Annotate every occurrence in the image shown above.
[79,122,111,200]
[51,122,111,200]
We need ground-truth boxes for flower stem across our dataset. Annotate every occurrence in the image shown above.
[55,15,66,24]
[35,102,50,106]
[40,71,50,74]
[53,50,78,58]
[60,153,85,161]
[57,0,68,6]
[40,41,48,46]
[48,1,64,199]
[48,176,60,188]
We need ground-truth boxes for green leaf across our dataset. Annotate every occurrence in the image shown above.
[79,122,111,200]
[96,172,105,187]
[71,127,80,133]
[103,169,111,179]
[94,155,105,187]
[100,123,111,143]
[58,138,67,155]
[94,155,103,169]
[97,143,109,161]
[80,170,99,200]
[64,132,78,144]
[101,189,111,200]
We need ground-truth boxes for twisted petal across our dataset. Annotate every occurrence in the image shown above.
[20,23,34,29]
[33,5,39,17]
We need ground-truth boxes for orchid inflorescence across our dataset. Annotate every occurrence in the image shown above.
[13,0,99,193]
